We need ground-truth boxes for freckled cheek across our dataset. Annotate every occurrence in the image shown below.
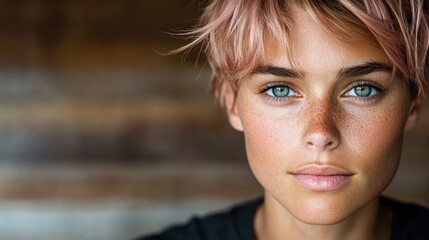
[239,108,300,186]
[346,110,406,185]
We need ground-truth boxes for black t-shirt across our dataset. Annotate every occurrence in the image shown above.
[135,196,429,240]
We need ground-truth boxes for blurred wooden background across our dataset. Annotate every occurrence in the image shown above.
[0,1,427,239]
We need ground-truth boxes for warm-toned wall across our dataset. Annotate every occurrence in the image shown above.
[0,1,427,239]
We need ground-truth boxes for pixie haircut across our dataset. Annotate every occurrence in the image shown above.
[176,0,429,103]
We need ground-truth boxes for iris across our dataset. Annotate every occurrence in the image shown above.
[272,86,290,97]
[354,85,372,97]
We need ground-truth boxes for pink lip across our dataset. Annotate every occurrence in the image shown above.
[291,166,353,192]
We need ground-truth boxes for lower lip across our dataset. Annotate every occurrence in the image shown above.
[292,174,351,191]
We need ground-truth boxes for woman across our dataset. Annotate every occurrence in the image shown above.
[137,0,429,239]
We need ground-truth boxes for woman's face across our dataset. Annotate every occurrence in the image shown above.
[225,7,421,224]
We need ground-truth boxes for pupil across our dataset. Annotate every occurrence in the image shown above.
[354,86,371,96]
[273,87,289,97]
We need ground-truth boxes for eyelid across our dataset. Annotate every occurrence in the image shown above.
[342,80,386,104]
[342,80,385,96]
[258,81,297,94]
[258,81,301,105]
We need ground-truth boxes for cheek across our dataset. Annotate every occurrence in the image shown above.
[344,102,409,187]
[351,114,403,157]
[237,103,301,190]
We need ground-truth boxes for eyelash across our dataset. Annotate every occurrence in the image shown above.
[258,82,300,104]
[258,80,385,104]
[343,80,385,103]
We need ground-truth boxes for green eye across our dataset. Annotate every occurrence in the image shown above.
[346,85,379,97]
[266,86,297,97]
[354,85,372,97]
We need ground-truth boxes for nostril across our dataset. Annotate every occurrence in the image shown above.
[303,125,340,151]
[305,138,338,151]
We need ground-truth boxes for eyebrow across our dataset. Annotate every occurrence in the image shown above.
[253,66,302,78]
[337,61,393,78]
[254,61,392,79]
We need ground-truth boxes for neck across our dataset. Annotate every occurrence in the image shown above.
[254,193,392,240]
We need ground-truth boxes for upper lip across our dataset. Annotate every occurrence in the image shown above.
[290,166,354,176]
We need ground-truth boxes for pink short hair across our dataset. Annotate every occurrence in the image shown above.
[175,0,429,103]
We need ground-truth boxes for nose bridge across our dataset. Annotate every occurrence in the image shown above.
[310,98,335,129]
[302,96,340,151]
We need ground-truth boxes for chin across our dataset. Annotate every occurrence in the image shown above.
[286,194,357,225]
[294,210,349,226]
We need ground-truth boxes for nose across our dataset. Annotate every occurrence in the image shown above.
[301,101,340,151]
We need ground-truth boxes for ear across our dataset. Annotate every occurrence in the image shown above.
[405,93,425,130]
[223,82,243,131]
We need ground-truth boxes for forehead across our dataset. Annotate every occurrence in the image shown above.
[261,6,390,73]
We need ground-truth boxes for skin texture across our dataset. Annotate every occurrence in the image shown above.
[224,6,424,240]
